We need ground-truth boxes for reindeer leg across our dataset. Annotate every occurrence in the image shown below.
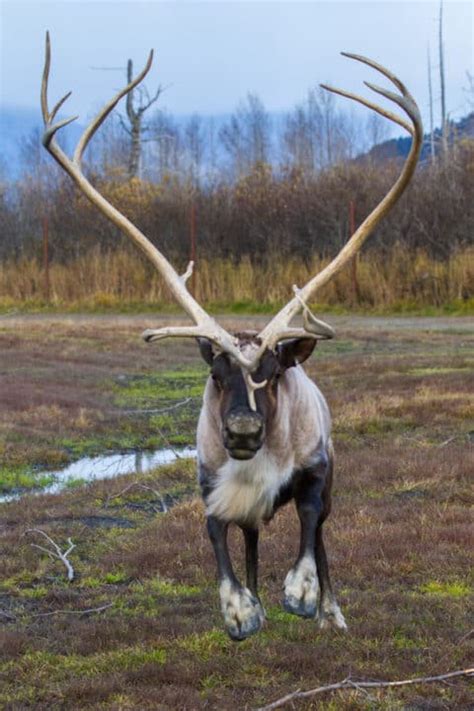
[315,525,347,631]
[207,515,264,641]
[283,469,324,618]
[241,525,260,598]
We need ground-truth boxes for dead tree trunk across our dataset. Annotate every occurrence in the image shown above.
[124,58,162,178]
[427,44,436,164]
[439,1,449,160]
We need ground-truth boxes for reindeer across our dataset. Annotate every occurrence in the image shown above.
[41,34,423,640]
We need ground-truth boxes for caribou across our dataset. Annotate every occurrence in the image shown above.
[41,34,423,640]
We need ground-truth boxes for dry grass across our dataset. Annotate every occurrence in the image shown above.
[0,245,473,311]
[0,315,473,709]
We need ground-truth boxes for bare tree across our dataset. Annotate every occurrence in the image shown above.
[427,44,436,163]
[183,114,205,184]
[220,93,271,176]
[121,58,162,178]
[439,1,449,159]
[366,112,391,151]
[464,71,474,109]
[148,110,181,182]
[283,89,323,173]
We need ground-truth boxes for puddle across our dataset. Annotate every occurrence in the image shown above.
[0,447,197,503]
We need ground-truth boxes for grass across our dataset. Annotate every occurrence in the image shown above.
[0,315,472,709]
[0,465,55,494]
[0,246,473,314]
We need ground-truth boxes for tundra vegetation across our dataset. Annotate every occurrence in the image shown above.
[0,91,473,313]
[0,316,472,709]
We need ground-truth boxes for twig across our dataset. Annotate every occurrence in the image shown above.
[104,482,168,512]
[117,397,192,416]
[154,424,182,459]
[0,609,16,621]
[438,435,459,448]
[256,668,474,711]
[25,529,76,582]
[30,603,113,618]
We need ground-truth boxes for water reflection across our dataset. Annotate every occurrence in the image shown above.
[0,446,197,503]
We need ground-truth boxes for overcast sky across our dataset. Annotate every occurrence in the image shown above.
[1,1,472,132]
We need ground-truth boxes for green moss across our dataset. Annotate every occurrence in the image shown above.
[177,629,229,660]
[63,477,88,489]
[103,571,129,584]
[19,586,49,599]
[0,465,55,494]
[1,645,167,684]
[392,628,420,650]
[200,673,229,691]
[114,368,206,409]
[81,576,103,589]
[419,580,471,597]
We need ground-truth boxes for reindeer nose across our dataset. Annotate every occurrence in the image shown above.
[225,410,264,437]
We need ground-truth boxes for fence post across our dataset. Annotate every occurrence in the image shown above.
[349,200,360,304]
[190,202,197,296]
[42,215,50,302]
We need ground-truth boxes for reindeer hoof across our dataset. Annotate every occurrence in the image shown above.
[283,594,317,618]
[220,582,265,641]
[283,557,319,619]
[317,601,348,632]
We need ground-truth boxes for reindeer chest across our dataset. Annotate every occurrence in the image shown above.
[205,449,295,527]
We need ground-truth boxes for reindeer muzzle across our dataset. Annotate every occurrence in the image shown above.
[224,409,265,460]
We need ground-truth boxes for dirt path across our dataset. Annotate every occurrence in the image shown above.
[2,312,473,334]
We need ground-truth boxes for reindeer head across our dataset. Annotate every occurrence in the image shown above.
[41,35,423,433]
[198,333,317,460]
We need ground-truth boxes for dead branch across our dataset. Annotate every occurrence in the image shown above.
[256,668,474,711]
[30,603,113,618]
[119,397,192,416]
[0,609,16,621]
[25,528,76,582]
[104,482,168,512]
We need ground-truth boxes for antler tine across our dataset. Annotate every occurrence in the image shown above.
[143,326,213,343]
[43,115,80,147]
[340,52,408,96]
[73,50,154,166]
[41,31,52,122]
[41,33,79,148]
[320,83,413,135]
[253,53,423,360]
[49,92,73,124]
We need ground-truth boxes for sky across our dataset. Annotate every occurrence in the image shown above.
[0,0,473,133]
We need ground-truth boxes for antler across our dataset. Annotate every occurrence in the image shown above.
[254,52,423,355]
[41,38,423,390]
[41,32,252,369]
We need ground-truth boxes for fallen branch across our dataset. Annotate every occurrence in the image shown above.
[25,528,76,582]
[0,609,16,621]
[104,482,168,512]
[256,668,474,711]
[30,603,113,618]
[119,397,192,416]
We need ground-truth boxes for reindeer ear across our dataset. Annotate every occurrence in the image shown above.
[276,338,317,369]
[196,338,215,366]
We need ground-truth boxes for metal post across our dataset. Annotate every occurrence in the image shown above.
[349,200,360,304]
[42,215,50,302]
[190,201,197,296]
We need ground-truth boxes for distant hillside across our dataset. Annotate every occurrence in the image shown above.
[0,107,87,180]
[360,111,474,164]
[0,107,42,179]
[1,104,473,181]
